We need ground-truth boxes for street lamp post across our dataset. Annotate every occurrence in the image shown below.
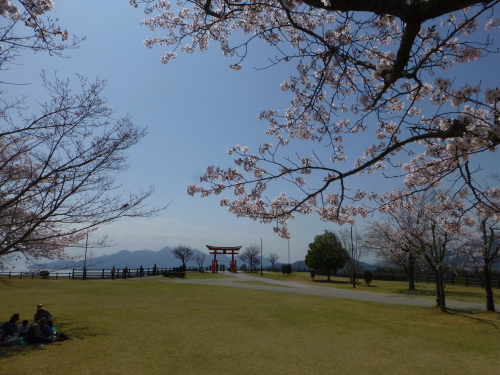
[288,239,290,265]
[83,232,88,280]
[260,238,263,276]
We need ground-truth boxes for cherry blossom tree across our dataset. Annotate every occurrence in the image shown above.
[132,0,500,238]
[0,2,165,269]
[365,193,429,290]
[337,226,367,288]
[376,189,475,311]
[1,1,82,76]
[366,221,425,291]
[449,174,500,311]
[0,73,164,269]
[457,216,500,311]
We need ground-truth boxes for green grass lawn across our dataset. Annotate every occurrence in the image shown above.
[256,271,500,304]
[181,271,235,279]
[1,274,500,375]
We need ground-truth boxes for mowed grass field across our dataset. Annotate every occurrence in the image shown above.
[1,274,500,375]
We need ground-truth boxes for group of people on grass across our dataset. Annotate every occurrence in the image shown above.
[0,304,69,347]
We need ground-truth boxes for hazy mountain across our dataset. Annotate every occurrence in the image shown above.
[44,247,378,271]
[45,247,233,270]
[43,247,288,270]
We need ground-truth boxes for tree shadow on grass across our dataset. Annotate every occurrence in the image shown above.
[392,288,485,302]
[0,342,53,357]
[392,289,437,298]
[0,278,28,289]
[314,279,354,285]
[0,319,109,359]
[445,309,500,330]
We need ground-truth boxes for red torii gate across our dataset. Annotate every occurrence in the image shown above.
[206,245,241,273]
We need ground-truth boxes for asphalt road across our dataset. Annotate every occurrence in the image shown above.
[170,272,487,311]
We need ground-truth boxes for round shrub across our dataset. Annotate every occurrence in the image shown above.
[39,270,50,279]
[363,269,373,286]
[281,264,292,275]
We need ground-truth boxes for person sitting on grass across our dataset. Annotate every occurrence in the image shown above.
[39,318,54,339]
[0,314,25,345]
[18,320,29,338]
[0,313,22,344]
[0,313,20,340]
[34,304,53,327]
[25,318,55,345]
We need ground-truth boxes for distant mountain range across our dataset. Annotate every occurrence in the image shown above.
[44,247,379,271]
[45,247,280,270]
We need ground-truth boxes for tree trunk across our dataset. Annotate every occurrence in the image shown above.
[436,269,446,311]
[434,270,440,307]
[408,257,416,290]
[352,264,356,288]
[484,264,496,312]
[327,271,331,281]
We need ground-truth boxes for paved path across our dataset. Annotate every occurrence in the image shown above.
[170,273,487,311]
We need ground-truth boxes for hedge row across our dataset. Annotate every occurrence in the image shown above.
[162,271,186,278]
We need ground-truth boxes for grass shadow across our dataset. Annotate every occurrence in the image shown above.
[55,319,109,341]
[442,290,487,301]
[392,289,437,298]
[0,342,54,357]
[445,309,500,330]
[392,288,486,302]
[0,278,27,288]
[0,320,108,359]
[314,279,353,285]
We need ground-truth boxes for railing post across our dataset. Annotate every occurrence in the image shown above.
[20,272,23,279]
[56,272,58,280]
[102,269,105,279]
[72,268,75,279]
[9,271,11,279]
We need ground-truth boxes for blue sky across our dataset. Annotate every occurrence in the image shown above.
[6,1,500,268]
